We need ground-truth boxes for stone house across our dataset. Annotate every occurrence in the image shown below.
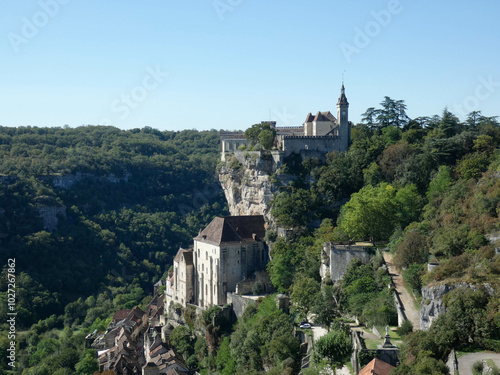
[92,307,147,350]
[98,327,141,374]
[167,215,268,309]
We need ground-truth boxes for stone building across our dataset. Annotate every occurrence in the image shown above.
[320,242,371,283]
[220,84,351,158]
[166,215,268,309]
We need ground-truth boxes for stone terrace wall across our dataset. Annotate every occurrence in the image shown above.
[226,292,255,319]
[329,247,371,282]
[282,135,345,157]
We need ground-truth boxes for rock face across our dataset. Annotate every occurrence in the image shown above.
[420,283,495,330]
[218,152,280,222]
[52,172,130,189]
[37,205,66,232]
[420,284,455,331]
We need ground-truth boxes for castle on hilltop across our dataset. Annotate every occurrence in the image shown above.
[221,84,350,158]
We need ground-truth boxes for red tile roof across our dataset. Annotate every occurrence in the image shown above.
[359,358,395,375]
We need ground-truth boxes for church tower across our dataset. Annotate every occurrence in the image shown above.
[336,84,350,151]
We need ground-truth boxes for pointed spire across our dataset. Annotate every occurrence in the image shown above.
[337,83,349,105]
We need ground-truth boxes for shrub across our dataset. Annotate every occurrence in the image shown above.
[403,263,425,296]
[394,231,428,269]
[472,360,483,373]
[252,281,265,295]
[398,319,413,336]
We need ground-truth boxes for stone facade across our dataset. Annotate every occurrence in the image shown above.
[320,242,372,283]
[220,84,351,161]
[171,248,194,306]
[167,216,268,309]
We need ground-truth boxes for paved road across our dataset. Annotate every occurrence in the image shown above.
[383,252,421,330]
[458,352,500,375]
[311,325,327,342]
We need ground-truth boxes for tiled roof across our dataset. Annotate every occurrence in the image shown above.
[174,248,194,264]
[194,215,266,245]
[128,307,145,322]
[314,111,336,122]
[113,309,132,322]
[359,358,394,375]
[305,113,314,122]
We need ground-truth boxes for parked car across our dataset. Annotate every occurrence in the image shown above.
[299,322,312,329]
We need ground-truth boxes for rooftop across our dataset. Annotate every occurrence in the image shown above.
[359,358,394,375]
[194,215,266,245]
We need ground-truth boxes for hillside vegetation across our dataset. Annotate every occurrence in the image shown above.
[0,126,228,374]
[0,101,499,374]
[265,104,500,374]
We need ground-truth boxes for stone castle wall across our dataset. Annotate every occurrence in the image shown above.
[321,244,372,283]
[282,135,346,157]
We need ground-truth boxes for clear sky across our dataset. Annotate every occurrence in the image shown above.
[1,0,499,131]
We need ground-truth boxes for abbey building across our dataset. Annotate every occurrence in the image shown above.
[165,215,268,309]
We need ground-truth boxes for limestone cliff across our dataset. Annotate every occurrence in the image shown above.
[218,151,281,222]
[420,283,495,330]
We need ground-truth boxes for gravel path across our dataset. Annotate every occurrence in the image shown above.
[458,352,500,375]
[383,252,421,330]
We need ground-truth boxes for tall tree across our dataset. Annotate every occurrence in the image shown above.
[438,109,461,137]
[314,328,352,373]
[361,107,377,129]
[340,183,398,243]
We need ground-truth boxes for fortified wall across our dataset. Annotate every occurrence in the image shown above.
[281,135,346,158]
[320,243,372,283]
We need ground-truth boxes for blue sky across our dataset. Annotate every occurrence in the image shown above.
[1,0,499,131]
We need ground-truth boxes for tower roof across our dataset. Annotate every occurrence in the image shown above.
[337,84,349,105]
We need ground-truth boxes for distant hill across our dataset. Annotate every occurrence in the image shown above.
[0,125,228,327]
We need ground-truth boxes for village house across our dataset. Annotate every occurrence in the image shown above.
[92,307,148,350]
[166,215,268,309]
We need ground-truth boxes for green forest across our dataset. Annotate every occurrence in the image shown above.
[264,102,500,374]
[0,98,499,375]
[0,126,228,374]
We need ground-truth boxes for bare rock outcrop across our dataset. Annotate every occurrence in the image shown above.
[218,152,280,222]
[420,283,495,331]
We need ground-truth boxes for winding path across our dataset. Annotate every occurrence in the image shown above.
[383,252,421,330]
[458,353,500,375]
